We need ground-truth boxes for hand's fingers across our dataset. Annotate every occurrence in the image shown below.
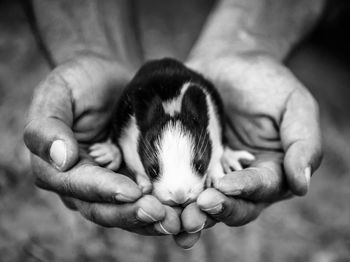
[154,206,181,235]
[71,195,169,230]
[197,188,265,227]
[173,232,201,250]
[281,88,323,195]
[32,155,142,203]
[216,155,290,202]
[128,225,168,236]
[24,73,79,171]
[62,196,180,236]
[181,203,207,233]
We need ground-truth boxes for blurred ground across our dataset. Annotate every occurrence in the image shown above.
[0,1,349,262]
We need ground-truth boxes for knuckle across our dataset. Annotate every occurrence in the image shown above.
[60,173,75,196]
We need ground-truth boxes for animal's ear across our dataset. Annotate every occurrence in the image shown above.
[135,94,165,132]
[181,85,208,126]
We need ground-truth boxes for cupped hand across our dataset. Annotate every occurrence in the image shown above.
[178,53,322,248]
[24,54,180,236]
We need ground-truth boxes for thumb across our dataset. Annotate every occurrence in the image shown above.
[281,88,323,196]
[24,118,79,171]
[24,73,79,171]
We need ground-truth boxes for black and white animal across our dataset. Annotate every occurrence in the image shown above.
[89,58,254,206]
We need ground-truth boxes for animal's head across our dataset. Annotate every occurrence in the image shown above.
[136,83,212,206]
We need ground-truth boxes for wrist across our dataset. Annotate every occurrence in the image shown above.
[187,0,325,65]
[32,0,143,69]
[186,51,278,82]
[188,32,290,66]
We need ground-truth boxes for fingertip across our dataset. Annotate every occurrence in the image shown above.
[216,172,245,196]
[114,191,142,203]
[197,188,225,212]
[61,164,143,203]
[137,195,166,222]
[284,144,313,196]
[287,166,311,196]
[281,91,323,195]
[24,118,79,172]
[49,140,67,170]
[51,136,79,172]
[181,203,206,233]
[173,232,201,250]
[304,166,311,187]
[155,206,181,235]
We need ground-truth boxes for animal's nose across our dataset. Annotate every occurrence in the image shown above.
[169,189,190,205]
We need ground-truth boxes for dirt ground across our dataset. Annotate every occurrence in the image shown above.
[0,1,349,262]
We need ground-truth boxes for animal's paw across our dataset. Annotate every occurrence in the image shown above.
[135,173,153,194]
[206,170,225,188]
[89,140,122,171]
[221,147,255,173]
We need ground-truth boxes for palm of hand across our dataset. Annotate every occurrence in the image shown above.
[25,55,183,238]
[25,54,322,249]
[216,55,321,196]
[60,57,131,146]
[179,55,322,236]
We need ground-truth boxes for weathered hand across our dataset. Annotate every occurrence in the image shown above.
[24,54,180,236]
[179,53,322,248]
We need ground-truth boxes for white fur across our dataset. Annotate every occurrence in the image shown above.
[118,116,146,175]
[118,82,225,203]
[203,88,225,176]
[90,80,254,201]
[152,121,205,204]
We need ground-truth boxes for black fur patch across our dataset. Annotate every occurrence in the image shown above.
[110,58,223,180]
[181,85,209,127]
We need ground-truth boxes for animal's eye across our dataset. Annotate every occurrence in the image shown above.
[148,164,159,179]
[194,160,206,174]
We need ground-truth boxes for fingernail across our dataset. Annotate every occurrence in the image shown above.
[217,181,242,195]
[154,222,172,235]
[50,140,67,170]
[304,166,311,189]
[225,188,242,196]
[187,222,205,234]
[115,194,136,203]
[136,208,157,223]
[201,203,223,215]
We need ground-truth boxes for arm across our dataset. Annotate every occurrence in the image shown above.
[31,0,142,68]
[180,0,324,246]
[186,0,325,194]
[24,0,180,236]
[188,0,325,62]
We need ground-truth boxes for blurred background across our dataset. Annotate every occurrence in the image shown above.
[0,0,349,261]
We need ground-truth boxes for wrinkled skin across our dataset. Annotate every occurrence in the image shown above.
[179,54,322,247]
[24,53,322,249]
[24,54,181,237]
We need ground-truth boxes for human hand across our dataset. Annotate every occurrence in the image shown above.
[178,53,322,248]
[24,54,180,236]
